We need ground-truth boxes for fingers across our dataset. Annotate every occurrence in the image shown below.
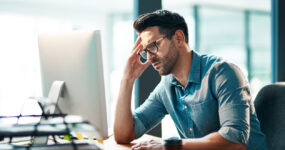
[131,143,141,150]
[131,140,162,150]
[135,44,143,55]
[131,142,147,150]
[131,36,142,54]
[131,141,147,149]
[134,36,141,47]
[141,59,152,68]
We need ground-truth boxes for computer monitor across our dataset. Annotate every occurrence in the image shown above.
[37,30,108,139]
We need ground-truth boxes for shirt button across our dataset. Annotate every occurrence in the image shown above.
[189,128,193,132]
[184,105,187,109]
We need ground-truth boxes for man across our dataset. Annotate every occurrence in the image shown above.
[114,10,268,150]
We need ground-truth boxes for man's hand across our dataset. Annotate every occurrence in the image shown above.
[131,139,163,150]
[114,36,151,143]
[122,36,151,82]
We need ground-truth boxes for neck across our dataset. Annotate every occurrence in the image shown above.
[172,48,192,87]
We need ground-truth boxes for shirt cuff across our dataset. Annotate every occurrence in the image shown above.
[133,113,147,139]
[218,126,249,145]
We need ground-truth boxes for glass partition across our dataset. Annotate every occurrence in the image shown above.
[162,0,271,138]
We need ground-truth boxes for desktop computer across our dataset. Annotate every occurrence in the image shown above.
[37,30,108,142]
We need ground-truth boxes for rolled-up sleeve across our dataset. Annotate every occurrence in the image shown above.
[133,82,168,138]
[213,62,251,145]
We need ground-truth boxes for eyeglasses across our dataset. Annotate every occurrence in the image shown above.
[138,36,166,59]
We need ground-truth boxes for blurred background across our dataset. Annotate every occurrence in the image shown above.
[0,0,273,138]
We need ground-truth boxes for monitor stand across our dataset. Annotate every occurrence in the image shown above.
[32,80,65,145]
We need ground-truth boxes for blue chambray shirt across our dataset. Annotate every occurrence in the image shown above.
[133,50,268,150]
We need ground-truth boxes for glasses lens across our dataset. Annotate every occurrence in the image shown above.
[139,49,148,59]
[146,43,157,53]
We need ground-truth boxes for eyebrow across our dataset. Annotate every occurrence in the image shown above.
[145,37,161,46]
[141,38,155,45]
[140,40,155,49]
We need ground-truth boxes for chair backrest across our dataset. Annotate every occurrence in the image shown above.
[254,82,285,150]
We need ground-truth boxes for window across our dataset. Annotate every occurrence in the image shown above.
[163,0,271,138]
[0,0,133,130]
[249,12,271,98]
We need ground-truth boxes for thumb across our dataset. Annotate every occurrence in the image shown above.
[142,60,152,69]
[143,60,151,67]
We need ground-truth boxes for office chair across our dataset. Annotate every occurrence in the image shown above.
[254,82,285,150]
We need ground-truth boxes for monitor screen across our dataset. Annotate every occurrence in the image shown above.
[38,30,108,139]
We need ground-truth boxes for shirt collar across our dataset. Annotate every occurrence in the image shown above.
[170,50,201,86]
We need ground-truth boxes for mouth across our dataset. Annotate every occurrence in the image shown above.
[152,62,160,70]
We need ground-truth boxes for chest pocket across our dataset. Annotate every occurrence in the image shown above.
[185,95,220,136]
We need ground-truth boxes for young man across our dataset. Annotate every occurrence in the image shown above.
[114,10,268,150]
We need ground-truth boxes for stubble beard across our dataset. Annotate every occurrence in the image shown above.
[157,41,179,75]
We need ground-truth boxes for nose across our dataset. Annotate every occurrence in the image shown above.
[147,52,156,61]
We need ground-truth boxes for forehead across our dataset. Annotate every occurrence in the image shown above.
[139,26,163,46]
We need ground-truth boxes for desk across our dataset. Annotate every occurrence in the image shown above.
[101,134,161,150]
[0,134,160,149]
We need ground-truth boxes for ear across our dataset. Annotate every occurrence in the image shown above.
[173,30,185,47]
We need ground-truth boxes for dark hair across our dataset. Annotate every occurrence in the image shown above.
[133,10,189,43]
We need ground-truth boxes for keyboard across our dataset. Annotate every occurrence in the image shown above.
[0,143,101,150]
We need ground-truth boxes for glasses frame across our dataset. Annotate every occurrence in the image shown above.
[138,36,166,59]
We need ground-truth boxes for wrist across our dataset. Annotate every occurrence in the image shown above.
[163,145,183,150]
[121,76,136,84]
[163,137,182,147]
[163,137,183,150]
[121,77,136,86]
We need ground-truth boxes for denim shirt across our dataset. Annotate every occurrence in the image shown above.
[133,50,268,150]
